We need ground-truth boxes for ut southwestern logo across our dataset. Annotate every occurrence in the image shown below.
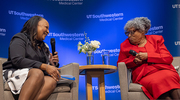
[175,41,180,45]
[172,4,180,8]
[0,28,6,36]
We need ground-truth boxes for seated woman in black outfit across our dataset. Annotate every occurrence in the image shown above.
[3,16,61,100]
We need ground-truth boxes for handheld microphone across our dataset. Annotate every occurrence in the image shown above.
[129,49,138,56]
[50,38,56,56]
[50,38,57,66]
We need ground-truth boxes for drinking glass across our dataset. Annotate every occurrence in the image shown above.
[102,51,109,65]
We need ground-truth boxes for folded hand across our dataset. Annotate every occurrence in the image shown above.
[46,65,61,81]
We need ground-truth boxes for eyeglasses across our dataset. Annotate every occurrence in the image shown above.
[125,29,137,36]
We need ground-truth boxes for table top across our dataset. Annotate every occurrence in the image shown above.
[79,64,117,75]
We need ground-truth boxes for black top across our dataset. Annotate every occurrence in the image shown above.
[3,33,49,70]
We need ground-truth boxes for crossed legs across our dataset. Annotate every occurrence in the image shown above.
[158,89,180,100]
[18,68,57,100]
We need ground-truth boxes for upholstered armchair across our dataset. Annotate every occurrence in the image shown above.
[0,57,79,100]
[118,57,180,100]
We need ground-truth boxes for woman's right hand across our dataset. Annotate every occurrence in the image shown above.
[134,57,142,65]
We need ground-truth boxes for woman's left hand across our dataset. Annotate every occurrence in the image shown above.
[46,64,61,81]
[137,52,148,61]
[49,52,59,66]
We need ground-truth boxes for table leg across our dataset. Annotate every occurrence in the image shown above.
[86,71,93,100]
[98,71,105,100]
[85,70,106,100]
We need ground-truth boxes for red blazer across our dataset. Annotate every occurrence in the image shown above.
[117,35,176,83]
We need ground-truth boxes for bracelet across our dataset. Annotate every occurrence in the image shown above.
[46,64,48,70]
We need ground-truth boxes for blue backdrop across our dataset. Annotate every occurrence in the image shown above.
[0,0,180,100]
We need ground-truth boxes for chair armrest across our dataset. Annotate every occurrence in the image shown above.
[60,63,79,100]
[118,62,129,100]
[0,58,7,100]
[172,57,180,75]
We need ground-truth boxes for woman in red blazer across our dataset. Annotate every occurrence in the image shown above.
[117,17,180,99]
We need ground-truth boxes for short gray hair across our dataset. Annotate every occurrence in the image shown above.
[124,17,151,34]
